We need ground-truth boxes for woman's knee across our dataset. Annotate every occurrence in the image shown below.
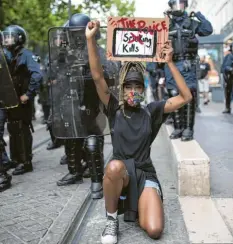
[146,225,163,240]
[104,160,126,180]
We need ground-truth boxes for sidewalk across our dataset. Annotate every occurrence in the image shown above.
[177,100,233,243]
[0,133,112,244]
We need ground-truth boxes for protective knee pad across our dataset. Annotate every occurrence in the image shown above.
[84,136,104,183]
[7,121,32,164]
[168,89,183,129]
[65,139,83,175]
[183,89,196,129]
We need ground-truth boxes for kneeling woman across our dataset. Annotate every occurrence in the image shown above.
[86,21,192,244]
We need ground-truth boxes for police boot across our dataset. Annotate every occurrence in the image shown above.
[85,136,104,199]
[11,122,33,175]
[181,90,196,141]
[57,140,83,186]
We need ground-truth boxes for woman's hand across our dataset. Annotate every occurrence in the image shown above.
[86,20,100,40]
[161,41,173,64]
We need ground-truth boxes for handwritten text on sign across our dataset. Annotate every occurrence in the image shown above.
[114,29,155,56]
[107,17,169,62]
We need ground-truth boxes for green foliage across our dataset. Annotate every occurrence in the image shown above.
[0,0,135,56]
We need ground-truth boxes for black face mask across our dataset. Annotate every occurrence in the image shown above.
[171,10,185,17]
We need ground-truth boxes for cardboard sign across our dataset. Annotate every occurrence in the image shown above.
[107,17,169,62]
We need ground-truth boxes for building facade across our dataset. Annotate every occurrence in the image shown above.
[188,0,233,42]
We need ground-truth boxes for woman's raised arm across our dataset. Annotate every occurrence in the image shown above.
[86,20,110,106]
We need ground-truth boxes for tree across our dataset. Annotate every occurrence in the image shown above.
[0,0,135,56]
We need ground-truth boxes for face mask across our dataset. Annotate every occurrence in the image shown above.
[125,91,144,107]
[224,47,230,52]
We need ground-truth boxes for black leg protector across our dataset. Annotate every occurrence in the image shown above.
[223,77,233,113]
[84,136,104,199]
[57,139,83,186]
[168,89,183,139]
[0,140,11,192]
[7,121,33,175]
[181,89,196,141]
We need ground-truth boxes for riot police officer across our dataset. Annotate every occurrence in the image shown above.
[49,13,118,199]
[165,0,213,141]
[221,43,233,114]
[2,25,43,174]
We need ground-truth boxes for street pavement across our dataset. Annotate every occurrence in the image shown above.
[1,100,233,243]
[195,101,233,197]
[0,124,112,244]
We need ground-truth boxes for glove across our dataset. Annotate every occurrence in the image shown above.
[193,11,207,22]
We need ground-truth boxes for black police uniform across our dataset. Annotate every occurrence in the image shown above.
[221,45,233,113]
[3,25,42,175]
[165,0,213,141]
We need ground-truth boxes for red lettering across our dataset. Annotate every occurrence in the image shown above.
[117,18,128,28]
[137,20,146,29]
[161,21,167,31]
[128,33,144,45]
[128,20,136,28]
[154,23,162,32]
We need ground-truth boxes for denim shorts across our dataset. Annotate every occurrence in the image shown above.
[144,180,162,197]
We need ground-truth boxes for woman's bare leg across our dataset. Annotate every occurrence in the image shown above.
[103,160,129,213]
[138,188,164,239]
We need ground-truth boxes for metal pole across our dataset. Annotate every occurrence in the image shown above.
[68,0,72,20]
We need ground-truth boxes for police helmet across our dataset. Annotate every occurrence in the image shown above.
[69,13,100,40]
[168,0,188,9]
[2,25,27,48]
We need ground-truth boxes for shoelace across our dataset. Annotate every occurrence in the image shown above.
[104,218,118,236]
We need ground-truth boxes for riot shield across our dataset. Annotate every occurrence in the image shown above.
[0,46,18,109]
[48,27,119,139]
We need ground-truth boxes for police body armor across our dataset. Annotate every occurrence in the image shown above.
[223,56,233,113]
[168,15,198,141]
[169,16,199,61]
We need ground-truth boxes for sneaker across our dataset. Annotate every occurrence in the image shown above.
[101,216,119,244]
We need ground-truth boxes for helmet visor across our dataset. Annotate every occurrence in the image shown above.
[1,31,18,46]
[170,0,186,11]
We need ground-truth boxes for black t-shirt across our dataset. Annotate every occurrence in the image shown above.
[199,62,210,79]
[106,93,167,163]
